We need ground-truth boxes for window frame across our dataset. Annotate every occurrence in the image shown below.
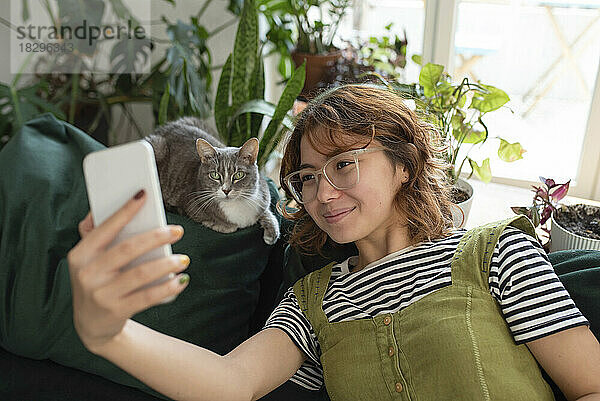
[357,0,600,200]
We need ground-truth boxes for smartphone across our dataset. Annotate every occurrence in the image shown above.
[83,140,175,302]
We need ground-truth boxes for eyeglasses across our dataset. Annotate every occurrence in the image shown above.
[284,147,386,204]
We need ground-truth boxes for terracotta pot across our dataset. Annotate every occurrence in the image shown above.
[291,50,342,98]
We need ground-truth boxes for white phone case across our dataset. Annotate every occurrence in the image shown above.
[83,140,175,301]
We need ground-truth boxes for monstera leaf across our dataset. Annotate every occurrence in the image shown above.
[110,36,152,74]
[57,0,105,55]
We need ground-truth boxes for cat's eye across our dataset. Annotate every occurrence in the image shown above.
[209,171,221,181]
[233,171,246,181]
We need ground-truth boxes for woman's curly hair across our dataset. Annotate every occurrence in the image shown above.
[278,84,455,257]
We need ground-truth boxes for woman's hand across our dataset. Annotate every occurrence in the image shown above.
[68,190,190,354]
[78,211,95,239]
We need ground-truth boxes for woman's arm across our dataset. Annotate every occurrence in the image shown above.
[69,191,305,400]
[526,326,600,401]
[95,322,304,401]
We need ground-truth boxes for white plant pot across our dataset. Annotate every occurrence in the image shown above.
[451,178,474,229]
[550,212,600,252]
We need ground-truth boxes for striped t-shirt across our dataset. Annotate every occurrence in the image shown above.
[262,227,589,391]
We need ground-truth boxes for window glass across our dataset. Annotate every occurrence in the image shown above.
[347,0,425,83]
[453,0,600,183]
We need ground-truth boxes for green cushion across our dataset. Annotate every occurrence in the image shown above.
[548,250,600,340]
[546,250,600,401]
[0,113,283,399]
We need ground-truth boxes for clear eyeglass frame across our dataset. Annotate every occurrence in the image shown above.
[284,147,386,204]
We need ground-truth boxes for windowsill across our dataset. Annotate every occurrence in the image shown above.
[464,179,600,229]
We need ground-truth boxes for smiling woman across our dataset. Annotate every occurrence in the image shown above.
[278,84,455,260]
[65,84,600,401]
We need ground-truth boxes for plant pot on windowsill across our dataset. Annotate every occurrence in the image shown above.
[450,178,474,229]
[291,49,342,99]
[550,204,600,252]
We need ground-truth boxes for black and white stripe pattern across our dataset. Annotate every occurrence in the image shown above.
[262,227,588,390]
[488,227,589,342]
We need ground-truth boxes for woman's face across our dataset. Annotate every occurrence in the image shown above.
[300,132,408,244]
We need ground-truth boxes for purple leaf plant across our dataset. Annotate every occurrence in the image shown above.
[511,176,570,246]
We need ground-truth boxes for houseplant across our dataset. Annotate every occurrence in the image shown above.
[355,23,408,81]
[317,23,408,89]
[0,0,238,147]
[512,177,600,252]
[379,62,525,227]
[258,0,351,97]
[210,0,306,173]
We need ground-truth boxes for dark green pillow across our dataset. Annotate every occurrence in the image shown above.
[548,250,600,341]
[0,113,283,399]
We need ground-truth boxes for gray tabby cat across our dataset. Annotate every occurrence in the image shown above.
[144,117,280,245]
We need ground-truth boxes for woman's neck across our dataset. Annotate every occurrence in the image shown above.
[351,222,414,273]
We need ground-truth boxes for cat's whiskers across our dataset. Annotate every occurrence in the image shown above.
[188,190,214,197]
[186,193,215,211]
[187,201,206,221]
[191,197,218,219]
[238,193,262,213]
[184,193,215,217]
[185,192,213,205]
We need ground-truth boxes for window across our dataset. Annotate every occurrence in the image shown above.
[350,0,425,83]
[356,0,600,199]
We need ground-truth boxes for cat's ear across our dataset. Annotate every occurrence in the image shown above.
[196,138,217,162]
[238,137,259,165]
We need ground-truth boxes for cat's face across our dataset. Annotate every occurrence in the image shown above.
[193,138,260,202]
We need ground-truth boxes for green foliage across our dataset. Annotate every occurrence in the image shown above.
[413,63,523,184]
[0,77,66,146]
[325,24,408,87]
[468,158,491,183]
[258,0,352,79]
[419,64,444,98]
[498,138,525,162]
[58,0,105,55]
[214,0,305,170]
[0,0,239,147]
[162,17,213,119]
[358,24,407,80]
[470,84,510,113]
[158,83,170,126]
[257,62,305,167]
[215,55,233,141]
[110,34,152,75]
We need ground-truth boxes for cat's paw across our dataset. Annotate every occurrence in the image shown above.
[201,220,238,234]
[263,225,280,245]
[259,210,280,245]
[219,225,239,234]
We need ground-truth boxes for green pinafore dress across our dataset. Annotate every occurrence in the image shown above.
[293,216,555,401]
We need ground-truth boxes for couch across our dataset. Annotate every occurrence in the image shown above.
[1,115,599,400]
